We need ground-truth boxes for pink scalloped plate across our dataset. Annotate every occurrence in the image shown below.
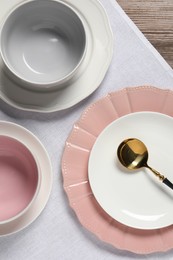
[61,86,173,254]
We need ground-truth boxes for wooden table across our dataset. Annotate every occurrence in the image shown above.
[116,0,173,68]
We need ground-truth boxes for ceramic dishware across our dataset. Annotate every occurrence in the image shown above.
[0,0,86,91]
[62,86,173,254]
[0,121,52,236]
[0,0,113,112]
[0,135,40,224]
[88,111,173,229]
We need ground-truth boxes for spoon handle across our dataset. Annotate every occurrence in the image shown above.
[147,165,165,181]
[163,178,173,190]
[147,165,173,190]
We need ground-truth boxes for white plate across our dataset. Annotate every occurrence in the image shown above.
[0,0,113,113]
[88,112,173,230]
[0,121,52,236]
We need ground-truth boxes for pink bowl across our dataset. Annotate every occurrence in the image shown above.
[0,135,40,223]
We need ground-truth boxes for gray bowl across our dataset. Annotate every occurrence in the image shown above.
[0,0,87,91]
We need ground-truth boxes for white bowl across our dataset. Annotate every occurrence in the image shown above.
[0,0,86,91]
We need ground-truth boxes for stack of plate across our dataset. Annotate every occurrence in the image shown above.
[0,0,113,113]
[62,86,173,254]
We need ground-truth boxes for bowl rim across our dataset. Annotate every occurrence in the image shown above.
[0,134,41,225]
[0,0,87,90]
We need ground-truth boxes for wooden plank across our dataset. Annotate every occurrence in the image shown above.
[116,0,173,67]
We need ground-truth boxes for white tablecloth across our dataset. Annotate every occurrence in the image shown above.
[0,0,173,259]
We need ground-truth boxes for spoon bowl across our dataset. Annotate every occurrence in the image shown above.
[117,138,173,190]
[117,138,149,170]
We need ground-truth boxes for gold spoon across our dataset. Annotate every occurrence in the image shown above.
[117,138,173,190]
